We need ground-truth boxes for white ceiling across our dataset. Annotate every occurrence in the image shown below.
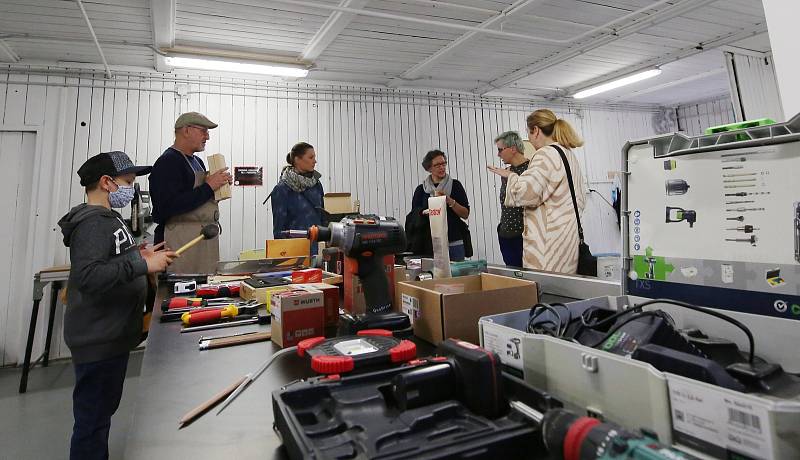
[0,0,772,106]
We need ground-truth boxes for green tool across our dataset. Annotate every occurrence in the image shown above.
[665,206,696,227]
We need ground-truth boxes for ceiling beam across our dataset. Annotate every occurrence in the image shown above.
[564,24,767,98]
[150,0,176,71]
[397,0,539,81]
[474,0,719,95]
[302,0,369,61]
[0,40,20,63]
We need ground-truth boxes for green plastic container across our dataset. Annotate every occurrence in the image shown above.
[705,118,776,139]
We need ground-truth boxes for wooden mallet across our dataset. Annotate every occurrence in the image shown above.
[175,224,220,255]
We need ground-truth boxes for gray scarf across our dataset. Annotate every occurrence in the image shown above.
[280,166,321,193]
[422,173,453,196]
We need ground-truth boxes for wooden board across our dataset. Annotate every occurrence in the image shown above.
[207,153,232,201]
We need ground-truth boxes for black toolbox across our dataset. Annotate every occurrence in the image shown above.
[272,340,558,459]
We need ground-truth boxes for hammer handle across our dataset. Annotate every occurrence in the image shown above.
[175,234,205,255]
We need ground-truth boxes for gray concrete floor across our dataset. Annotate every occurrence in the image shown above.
[0,351,143,460]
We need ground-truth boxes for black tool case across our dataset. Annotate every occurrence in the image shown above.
[272,361,541,460]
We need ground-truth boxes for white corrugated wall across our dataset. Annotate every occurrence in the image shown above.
[731,53,784,122]
[676,96,737,137]
[0,67,657,363]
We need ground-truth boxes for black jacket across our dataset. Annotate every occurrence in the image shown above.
[149,147,215,243]
[58,204,148,364]
[404,207,433,257]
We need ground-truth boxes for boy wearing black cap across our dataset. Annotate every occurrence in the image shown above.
[58,151,177,460]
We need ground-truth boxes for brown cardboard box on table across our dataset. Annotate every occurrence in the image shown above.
[293,283,341,328]
[396,273,537,345]
[270,288,325,348]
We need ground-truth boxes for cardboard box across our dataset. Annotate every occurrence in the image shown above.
[266,239,310,258]
[343,255,395,314]
[293,283,341,327]
[292,268,322,284]
[396,273,537,345]
[240,279,291,311]
[239,249,266,260]
[206,153,232,201]
[323,192,358,214]
[393,265,407,312]
[270,288,325,348]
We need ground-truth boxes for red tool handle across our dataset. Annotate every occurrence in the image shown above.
[183,309,224,326]
[164,297,205,312]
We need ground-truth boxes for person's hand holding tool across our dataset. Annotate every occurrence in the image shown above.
[205,167,233,191]
[143,246,177,273]
[140,241,166,258]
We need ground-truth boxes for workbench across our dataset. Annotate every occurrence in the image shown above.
[124,287,304,459]
[124,288,433,459]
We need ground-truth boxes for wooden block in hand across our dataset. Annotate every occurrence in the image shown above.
[207,153,232,201]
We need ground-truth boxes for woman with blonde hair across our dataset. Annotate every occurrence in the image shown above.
[488,109,587,274]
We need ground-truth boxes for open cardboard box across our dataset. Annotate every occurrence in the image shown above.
[396,273,537,345]
[323,192,358,214]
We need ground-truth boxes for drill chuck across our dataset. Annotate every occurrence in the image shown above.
[542,408,696,460]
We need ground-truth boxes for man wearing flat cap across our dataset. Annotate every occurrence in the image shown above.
[149,112,232,273]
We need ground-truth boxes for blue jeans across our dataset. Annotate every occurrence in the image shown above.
[498,233,524,267]
[449,241,466,262]
[71,353,130,460]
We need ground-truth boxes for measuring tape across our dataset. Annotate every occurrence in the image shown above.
[297,329,417,374]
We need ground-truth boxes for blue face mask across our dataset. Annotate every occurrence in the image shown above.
[109,180,136,208]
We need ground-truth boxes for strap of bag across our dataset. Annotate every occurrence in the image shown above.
[550,144,585,243]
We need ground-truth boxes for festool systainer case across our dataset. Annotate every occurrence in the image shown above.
[481,116,800,459]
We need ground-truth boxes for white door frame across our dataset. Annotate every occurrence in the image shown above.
[0,126,43,364]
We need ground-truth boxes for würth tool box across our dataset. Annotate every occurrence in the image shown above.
[270,288,325,348]
[480,116,800,459]
[291,283,340,328]
[272,339,544,460]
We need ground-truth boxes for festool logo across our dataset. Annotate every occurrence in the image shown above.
[602,332,623,350]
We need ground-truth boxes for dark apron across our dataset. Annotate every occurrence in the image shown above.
[164,155,220,274]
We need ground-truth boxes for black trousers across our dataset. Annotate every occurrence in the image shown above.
[498,233,524,268]
[70,352,130,460]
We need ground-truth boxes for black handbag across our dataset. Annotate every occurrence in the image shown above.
[551,145,597,276]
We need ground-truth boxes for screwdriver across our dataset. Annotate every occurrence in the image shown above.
[181,304,263,326]
[161,297,206,312]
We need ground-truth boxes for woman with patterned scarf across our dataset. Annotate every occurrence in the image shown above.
[410,149,471,261]
[271,142,324,254]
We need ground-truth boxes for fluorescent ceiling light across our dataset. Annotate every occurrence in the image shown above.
[165,56,309,78]
[572,68,662,99]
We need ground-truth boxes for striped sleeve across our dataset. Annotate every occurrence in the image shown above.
[503,148,562,208]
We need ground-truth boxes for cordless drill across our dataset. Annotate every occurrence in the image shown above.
[284,215,411,335]
[540,409,698,460]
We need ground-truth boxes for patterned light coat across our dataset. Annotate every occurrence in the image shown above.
[503,143,586,274]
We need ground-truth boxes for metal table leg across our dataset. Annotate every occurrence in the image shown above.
[19,275,48,393]
[42,281,61,367]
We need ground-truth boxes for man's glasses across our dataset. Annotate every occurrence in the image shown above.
[431,161,447,168]
[497,146,508,153]
[188,125,209,135]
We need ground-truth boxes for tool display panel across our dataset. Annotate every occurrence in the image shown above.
[623,114,800,321]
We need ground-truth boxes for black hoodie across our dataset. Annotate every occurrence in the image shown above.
[58,204,149,364]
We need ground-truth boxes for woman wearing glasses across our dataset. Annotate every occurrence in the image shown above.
[271,142,324,254]
[492,131,529,267]
[408,149,470,261]
[488,109,586,274]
